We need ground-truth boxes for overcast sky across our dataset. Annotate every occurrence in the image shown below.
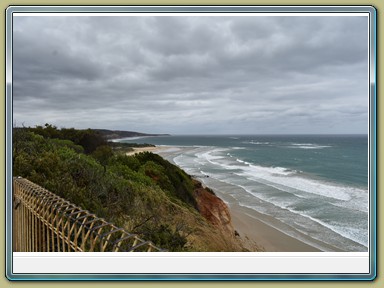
[12,14,369,134]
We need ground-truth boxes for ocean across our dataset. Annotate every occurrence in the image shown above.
[118,135,369,252]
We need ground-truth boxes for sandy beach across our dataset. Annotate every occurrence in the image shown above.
[230,204,323,252]
[148,145,325,252]
[125,146,171,156]
[203,181,327,252]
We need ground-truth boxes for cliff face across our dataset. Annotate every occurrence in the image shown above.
[192,180,234,235]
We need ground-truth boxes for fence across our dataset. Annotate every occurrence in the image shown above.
[12,177,163,252]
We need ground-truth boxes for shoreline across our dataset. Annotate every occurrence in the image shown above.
[125,146,170,156]
[230,203,324,252]
[142,145,323,252]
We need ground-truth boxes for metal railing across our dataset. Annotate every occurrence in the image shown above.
[12,177,164,252]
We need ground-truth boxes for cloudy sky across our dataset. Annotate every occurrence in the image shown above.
[12,14,369,134]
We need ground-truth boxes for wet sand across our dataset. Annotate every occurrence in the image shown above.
[230,203,321,252]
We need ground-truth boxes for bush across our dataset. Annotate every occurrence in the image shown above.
[12,126,205,251]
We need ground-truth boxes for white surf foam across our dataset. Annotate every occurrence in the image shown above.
[170,146,368,251]
[197,149,367,206]
[288,143,331,149]
[243,141,271,145]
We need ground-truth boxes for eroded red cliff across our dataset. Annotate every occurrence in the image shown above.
[192,180,234,234]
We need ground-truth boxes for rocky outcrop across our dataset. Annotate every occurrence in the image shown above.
[192,180,235,234]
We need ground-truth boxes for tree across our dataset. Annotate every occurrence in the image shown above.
[78,129,107,154]
[92,145,113,172]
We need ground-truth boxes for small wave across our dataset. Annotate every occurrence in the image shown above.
[196,148,229,165]
[232,146,246,150]
[271,166,298,176]
[243,141,271,145]
[288,143,331,149]
[236,158,251,165]
[200,170,209,177]
[235,159,296,176]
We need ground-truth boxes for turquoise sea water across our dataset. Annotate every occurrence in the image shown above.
[119,135,369,252]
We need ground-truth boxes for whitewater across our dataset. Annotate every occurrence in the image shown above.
[119,134,370,252]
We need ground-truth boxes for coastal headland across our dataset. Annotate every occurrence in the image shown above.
[13,125,323,252]
[13,125,251,252]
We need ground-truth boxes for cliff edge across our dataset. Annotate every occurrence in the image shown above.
[193,180,234,235]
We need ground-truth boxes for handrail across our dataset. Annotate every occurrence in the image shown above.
[12,177,164,252]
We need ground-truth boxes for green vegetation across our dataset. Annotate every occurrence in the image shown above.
[12,124,241,251]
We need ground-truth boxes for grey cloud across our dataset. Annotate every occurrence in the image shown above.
[12,15,369,134]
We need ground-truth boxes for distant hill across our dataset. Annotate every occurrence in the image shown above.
[94,129,170,140]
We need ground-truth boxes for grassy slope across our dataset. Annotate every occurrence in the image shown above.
[13,127,245,252]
